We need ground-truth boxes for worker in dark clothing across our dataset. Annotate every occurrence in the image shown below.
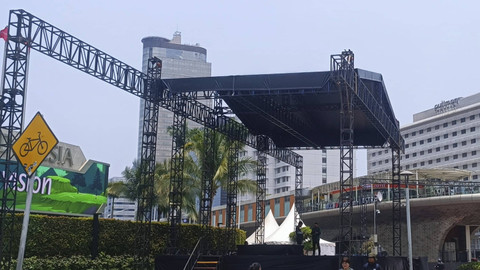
[295,221,304,245]
[311,222,321,256]
[363,253,383,270]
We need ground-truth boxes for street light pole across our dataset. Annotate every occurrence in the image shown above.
[401,170,414,270]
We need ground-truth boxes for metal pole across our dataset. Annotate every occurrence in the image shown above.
[406,176,413,270]
[16,174,35,270]
[373,199,378,255]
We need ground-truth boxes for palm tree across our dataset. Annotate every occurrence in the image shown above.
[153,159,200,222]
[183,127,257,206]
[106,181,128,218]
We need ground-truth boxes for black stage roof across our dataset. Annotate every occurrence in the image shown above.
[162,69,402,149]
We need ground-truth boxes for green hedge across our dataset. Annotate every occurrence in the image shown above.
[458,262,480,270]
[5,214,246,258]
[9,254,142,270]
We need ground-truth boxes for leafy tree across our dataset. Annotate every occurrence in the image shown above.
[106,181,128,218]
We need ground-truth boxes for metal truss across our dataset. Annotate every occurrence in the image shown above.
[391,146,402,256]
[0,10,31,267]
[168,96,188,252]
[200,126,215,228]
[225,138,239,252]
[294,155,304,228]
[134,57,161,263]
[332,50,355,256]
[255,135,268,244]
[354,78,403,150]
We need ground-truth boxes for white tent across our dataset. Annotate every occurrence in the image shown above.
[246,209,280,244]
[264,204,336,255]
[265,204,298,244]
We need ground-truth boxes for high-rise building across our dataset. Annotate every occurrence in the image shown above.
[367,92,480,180]
[138,32,212,163]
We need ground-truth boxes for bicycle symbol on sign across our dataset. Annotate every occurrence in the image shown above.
[19,132,49,157]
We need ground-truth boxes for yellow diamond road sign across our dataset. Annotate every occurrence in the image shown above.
[12,112,58,176]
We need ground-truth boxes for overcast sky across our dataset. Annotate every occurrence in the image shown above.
[1,1,479,178]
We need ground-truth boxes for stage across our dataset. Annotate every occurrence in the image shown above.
[155,245,428,270]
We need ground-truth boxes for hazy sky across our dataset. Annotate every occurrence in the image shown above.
[1,1,479,178]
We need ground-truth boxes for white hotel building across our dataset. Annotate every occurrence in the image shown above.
[367,92,480,180]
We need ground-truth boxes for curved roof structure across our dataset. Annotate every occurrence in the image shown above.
[162,68,403,149]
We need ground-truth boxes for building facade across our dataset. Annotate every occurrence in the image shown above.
[104,176,137,221]
[138,32,212,163]
[368,92,480,180]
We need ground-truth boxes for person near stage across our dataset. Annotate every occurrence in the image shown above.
[249,262,262,270]
[295,221,304,245]
[340,257,354,270]
[363,253,383,270]
[311,222,321,256]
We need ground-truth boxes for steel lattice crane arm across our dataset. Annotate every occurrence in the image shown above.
[8,9,147,99]
[6,9,300,165]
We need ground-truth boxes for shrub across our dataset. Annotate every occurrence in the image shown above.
[458,262,480,270]
[4,214,245,259]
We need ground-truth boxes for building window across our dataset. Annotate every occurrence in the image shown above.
[372,152,376,157]
[444,145,449,150]
[404,133,409,138]
[435,125,440,130]
[419,129,423,134]
[452,131,457,136]
[405,154,410,159]
[453,154,458,159]
[385,159,389,164]
[412,131,416,136]
[444,134,448,139]
[436,147,441,152]
[405,144,409,148]
[435,136,440,141]
[461,117,466,123]
[443,123,448,128]
[420,161,425,166]
[405,165,410,169]
[413,163,417,168]
[474,175,479,180]
[372,162,376,166]
[473,163,478,168]
[412,142,417,147]
[427,138,432,143]
[472,139,477,144]
[428,149,432,154]
[462,141,467,146]
[471,127,476,132]
[413,153,417,157]
[452,120,457,125]
[470,115,475,120]
[379,161,383,165]
[445,157,449,161]
[453,143,458,148]
[427,127,432,132]
[472,151,477,156]
[420,140,424,145]
[463,164,468,169]
[436,158,441,163]
[428,160,433,164]
[420,151,424,155]
[461,129,466,134]
[462,153,467,158]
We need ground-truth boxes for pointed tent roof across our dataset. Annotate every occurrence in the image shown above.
[246,209,280,244]
[265,204,300,244]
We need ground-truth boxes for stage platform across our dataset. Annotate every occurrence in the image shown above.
[156,254,428,270]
